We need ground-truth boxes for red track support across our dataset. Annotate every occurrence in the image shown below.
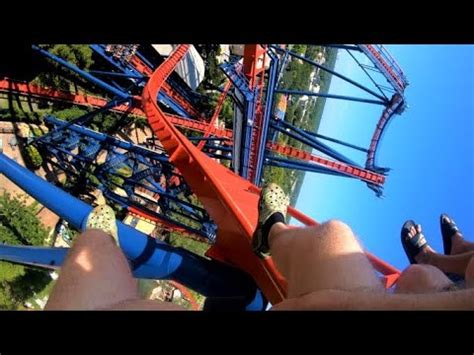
[267,142,385,185]
[243,45,267,90]
[197,80,232,151]
[364,45,405,92]
[0,78,233,140]
[0,78,138,114]
[243,45,268,181]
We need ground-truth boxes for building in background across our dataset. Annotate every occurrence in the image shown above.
[151,45,205,90]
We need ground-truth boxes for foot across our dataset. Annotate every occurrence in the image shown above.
[401,220,435,264]
[440,214,465,255]
[406,223,435,264]
[252,183,289,258]
[85,204,119,246]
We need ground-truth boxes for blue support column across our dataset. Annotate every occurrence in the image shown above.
[33,45,131,100]
[41,116,216,240]
[88,44,192,118]
[269,45,389,103]
[0,153,263,302]
[296,128,369,153]
[325,44,362,51]
[254,48,278,185]
[32,99,128,145]
[43,116,169,162]
[270,120,361,167]
[89,70,146,80]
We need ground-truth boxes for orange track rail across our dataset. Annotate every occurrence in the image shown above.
[129,54,201,118]
[142,45,400,304]
[142,45,289,303]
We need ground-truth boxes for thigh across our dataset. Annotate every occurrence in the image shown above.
[273,220,384,298]
[46,230,139,310]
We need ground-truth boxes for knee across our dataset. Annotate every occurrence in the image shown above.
[397,264,445,289]
[308,220,359,252]
[319,220,356,243]
[399,264,432,283]
[73,229,114,248]
[321,220,354,237]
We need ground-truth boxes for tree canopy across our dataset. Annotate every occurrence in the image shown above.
[0,192,52,309]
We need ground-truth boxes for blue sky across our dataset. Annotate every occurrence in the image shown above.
[294,45,474,271]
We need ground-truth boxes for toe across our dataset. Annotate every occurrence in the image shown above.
[416,224,422,233]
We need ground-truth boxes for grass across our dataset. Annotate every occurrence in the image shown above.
[20,277,56,310]
[137,279,157,299]
[169,232,210,257]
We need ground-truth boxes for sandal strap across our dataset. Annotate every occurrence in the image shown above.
[409,232,427,249]
[442,215,460,234]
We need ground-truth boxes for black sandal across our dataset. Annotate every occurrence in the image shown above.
[401,220,428,264]
[440,213,461,255]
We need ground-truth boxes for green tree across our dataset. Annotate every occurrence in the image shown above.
[194,44,226,88]
[220,97,234,128]
[0,192,51,309]
[24,145,43,169]
[35,45,94,92]
[54,107,88,122]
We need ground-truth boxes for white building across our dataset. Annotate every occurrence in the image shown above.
[316,51,326,65]
[216,45,230,64]
[151,45,205,90]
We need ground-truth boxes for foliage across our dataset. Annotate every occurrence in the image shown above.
[50,106,126,134]
[0,97,46,124]
[194,44,226,88]
[31,126,44,137]
[35,45,94,92]
[53,106,88,121]
[24,144,43,169]
[0,192,52,309]
[169,232,209,257]
[0,192,49,246]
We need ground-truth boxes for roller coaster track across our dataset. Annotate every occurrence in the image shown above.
[141,45,400,303]
[128,53,202,118]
